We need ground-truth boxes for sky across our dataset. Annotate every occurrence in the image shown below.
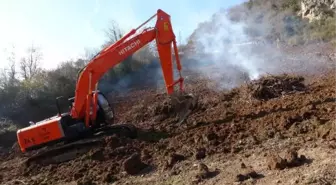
[0,0,246,70]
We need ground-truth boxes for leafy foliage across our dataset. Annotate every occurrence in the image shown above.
[0,20,161,128]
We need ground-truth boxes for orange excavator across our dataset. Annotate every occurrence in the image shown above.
[16,9,195,165]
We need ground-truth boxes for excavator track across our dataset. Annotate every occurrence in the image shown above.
[25,124,137,166]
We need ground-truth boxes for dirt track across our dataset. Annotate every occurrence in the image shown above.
[0,43,335,185]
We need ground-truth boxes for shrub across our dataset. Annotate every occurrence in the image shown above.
[281,0,300,12]
[305,17,336,42]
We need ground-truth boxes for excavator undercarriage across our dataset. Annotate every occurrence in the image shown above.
[23,92,196,166]
[22,92,138,166]
[25,124,137,166]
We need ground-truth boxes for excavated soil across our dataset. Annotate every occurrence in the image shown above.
[0,43,335,185]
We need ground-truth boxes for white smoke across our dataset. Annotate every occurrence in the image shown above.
[188,10,269,89]
[184,9,334,90]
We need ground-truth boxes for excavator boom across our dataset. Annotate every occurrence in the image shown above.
[16,9,195,161]
[71,9,184,121]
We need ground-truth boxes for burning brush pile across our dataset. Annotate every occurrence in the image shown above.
[247,74,307,100]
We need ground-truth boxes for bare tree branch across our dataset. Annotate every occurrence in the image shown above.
[104,20,124,46]
[20,44,43,80]
[5,45,17,82]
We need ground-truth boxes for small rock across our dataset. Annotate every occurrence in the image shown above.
[123,153,148,175]
[236,174,249,182]
[237,165,260,182]
[240,162,246,169]
[167,153,185,168]
[195,163,210,180]
[195,148,206,160]
[244,166,258,178]
[284,149,298,165]
[284,149,306,167]
[267,153,287,170]
[299,155,307,161]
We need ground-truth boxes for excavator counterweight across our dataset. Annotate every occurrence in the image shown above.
[16,9,196,165]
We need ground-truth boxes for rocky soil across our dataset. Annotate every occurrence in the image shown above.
[0,42,335,185]
[299,0,336,21]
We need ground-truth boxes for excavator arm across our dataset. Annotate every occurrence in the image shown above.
[16,9,195,155]
[70,9,185,125]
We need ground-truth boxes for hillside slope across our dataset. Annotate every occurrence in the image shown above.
[0,0,335,185]
[182,0,335,58]
[0,63,334,185]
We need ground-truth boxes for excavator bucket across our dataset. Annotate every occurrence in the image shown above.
[169,92,198,124]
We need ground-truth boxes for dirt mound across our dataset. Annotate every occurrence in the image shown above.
[0,69,335,185]
[20,135,147,184]
[248,74,306,100]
